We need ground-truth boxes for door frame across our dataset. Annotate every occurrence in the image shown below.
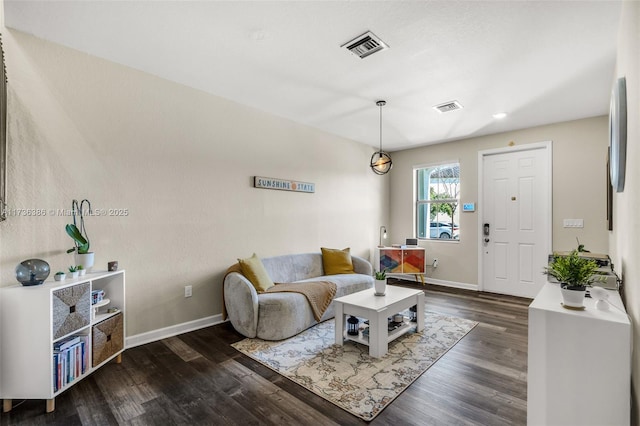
[477,141,553,293]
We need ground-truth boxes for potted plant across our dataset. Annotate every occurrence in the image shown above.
[77,264,86,276]
[66,199,94,270]
[54,271,66,281]
[374,269,387,296]
[68,265,79,279]
[543,249,599,308]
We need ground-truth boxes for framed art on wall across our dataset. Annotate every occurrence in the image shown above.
[609,76,627,193]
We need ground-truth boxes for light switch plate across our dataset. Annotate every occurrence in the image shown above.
[563,219,584,228]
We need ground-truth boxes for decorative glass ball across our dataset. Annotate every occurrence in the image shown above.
[15,259,50,286]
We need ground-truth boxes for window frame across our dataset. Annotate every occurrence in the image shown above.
[414,161,461,242]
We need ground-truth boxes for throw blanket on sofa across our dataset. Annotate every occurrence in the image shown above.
[265,281,337,322]
[223,263,337,322]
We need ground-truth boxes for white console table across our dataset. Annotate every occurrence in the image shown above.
[528,283,631,425]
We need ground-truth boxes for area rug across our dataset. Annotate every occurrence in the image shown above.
[231,310,478,421]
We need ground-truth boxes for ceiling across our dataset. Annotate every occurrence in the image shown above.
[3,1,622,151]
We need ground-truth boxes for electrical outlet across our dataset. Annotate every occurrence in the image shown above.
[184,285,192,298]
[432,258,439,268]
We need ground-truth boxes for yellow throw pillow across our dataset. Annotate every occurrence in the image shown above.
[321,247,355,275]
[238,253,274,293]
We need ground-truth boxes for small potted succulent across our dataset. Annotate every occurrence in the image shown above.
[374,269,387,296]
[68,265,79,279]
[54,271,66,281]
[543,249,600,309]
[77,264,86,276]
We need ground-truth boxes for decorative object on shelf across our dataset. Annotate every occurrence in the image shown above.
[347,315,360,336]
[609,76,627,193]
[108,261,118,272]
[392,314,404,323]
[68,265,79,279]
[15,259,50,286]
[378,225,387,247]
[370,100,392,175]
[91,289,105,305]
[590,286,611,311]
[54,271,66,281]
[66,199,95,270]
[77,265,86,276]
[374,269,387,296]
[409,305,417,322]
[543,248,600,309]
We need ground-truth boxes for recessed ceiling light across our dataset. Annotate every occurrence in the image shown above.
[493,112,508,119]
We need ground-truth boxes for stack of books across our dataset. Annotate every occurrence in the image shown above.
[53,335,89,392]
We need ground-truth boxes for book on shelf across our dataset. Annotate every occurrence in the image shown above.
[53,335,89,392]
[54,335,81,351]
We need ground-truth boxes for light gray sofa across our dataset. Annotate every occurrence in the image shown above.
[224,252,374,340]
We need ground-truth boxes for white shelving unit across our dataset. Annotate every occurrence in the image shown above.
[528,282,631,425]
[0,270,126,413]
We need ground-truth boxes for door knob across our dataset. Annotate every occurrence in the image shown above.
[484,238,490,243]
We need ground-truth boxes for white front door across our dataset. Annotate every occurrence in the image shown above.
[480,143,551,298]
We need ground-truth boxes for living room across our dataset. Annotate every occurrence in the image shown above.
[0,1,638,424]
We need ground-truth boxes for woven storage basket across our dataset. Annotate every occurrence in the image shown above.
[52,283,91,339]
[92,313,123,367]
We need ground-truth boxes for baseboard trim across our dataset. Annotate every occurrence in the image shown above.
[397,275,478,291]
[126,314,225,348]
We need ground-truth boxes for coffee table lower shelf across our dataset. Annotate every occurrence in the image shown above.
[344,321,413,346]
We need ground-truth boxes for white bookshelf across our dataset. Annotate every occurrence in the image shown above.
[0,270,126,413]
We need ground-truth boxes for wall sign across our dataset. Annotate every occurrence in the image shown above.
[253,176,315,193]
[462,203,475,212]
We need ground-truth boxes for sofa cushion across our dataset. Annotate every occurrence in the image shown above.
[321,247,355,275]
[238,253,274,293]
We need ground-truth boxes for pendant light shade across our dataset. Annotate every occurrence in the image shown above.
[370,100,392,175]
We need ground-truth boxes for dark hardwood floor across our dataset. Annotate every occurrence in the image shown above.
[1,281,531,425]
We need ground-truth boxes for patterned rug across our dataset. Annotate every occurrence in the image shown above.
[231,310,478,421]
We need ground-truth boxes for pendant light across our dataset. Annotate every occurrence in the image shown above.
[370,100,392,175]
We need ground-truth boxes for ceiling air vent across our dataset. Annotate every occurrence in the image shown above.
[341,31,389,59]
[433,101,464,113]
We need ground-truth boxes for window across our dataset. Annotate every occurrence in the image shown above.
[416,163,460,240]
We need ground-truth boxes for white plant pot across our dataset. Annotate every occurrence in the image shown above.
[54,273,66,281]
[78,269,86,276]
[560,285,586,308]
[69,271,79,279]
[374,279,387,296]
[74,252,95,271]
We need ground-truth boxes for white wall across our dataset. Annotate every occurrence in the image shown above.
[0,30,388,337]
[389,116,610,288]
[611,2,640,422]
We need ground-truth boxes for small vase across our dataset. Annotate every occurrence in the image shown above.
[74,252,95,271]
[560,283,586,308]
[374,279,387,296]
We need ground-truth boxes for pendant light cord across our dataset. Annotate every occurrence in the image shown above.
[379,103,383,154]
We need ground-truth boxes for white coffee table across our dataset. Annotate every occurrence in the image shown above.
[334,285,425,358]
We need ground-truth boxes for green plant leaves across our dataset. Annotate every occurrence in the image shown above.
[65,224,90,254]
